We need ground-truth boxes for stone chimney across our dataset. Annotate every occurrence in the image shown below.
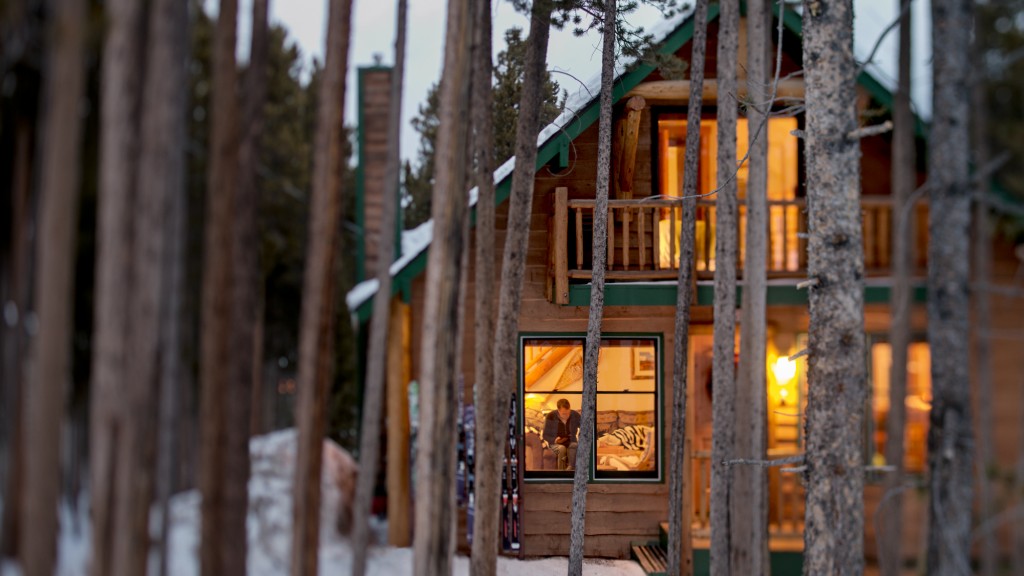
[356,66,397,282]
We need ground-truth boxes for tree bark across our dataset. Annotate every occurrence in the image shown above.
[801,1,866,574]
[923,1,974,574]
[291,1,353,574]
[710,1,738,573]
[970,16,995,576]
[0,115,34,564]
[110,0,190,573]
[89,0,144,574]
[567,2,616,574]
[469,0,497,571]
[152,4,189,574]
[352,1,407,573]
[413,0,472,572]
[486,0,553,569]
[667,2,707,575]
[199,0,242,573]
[881,2,913,575]
[19,0,86,574]
[733,1,769,573]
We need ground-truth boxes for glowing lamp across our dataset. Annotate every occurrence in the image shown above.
[772,355,797,385]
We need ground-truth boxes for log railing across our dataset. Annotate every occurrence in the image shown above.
[691,449,805,541]
[550,186,929,304]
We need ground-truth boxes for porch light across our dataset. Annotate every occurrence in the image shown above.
[771,355,797,385]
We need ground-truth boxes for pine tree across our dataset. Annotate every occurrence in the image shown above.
[404,28,563,230]
[925,0,974,573]
[711,1,739,573]
[801,0,866,573]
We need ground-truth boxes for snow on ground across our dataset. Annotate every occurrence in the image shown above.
[16,430,644,576]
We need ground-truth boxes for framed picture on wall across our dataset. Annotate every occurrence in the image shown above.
[631,347,656,379]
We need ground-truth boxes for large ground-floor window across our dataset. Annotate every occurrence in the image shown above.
[521,335,661,481]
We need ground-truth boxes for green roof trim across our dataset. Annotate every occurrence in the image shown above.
[566,283,928,307]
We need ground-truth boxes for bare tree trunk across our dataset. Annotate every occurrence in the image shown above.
[199,0,243,574]
[468,0,497,570]
[801,0,865,574]
[667,2,707,575]
[153,4,189,574]
[219,0,269,569]
[413,0,472,572]
[567,2,615,574]
[925,1,974,574]
[486,0,553,568]
[18,0,86,574]
[881,2,913,574]
[89,1,144,573]
[291,1,352,574]
[352,1,407,573]
[1,115,34,564]
[970,18,996,576]
[733,0,769,572]
[107,0,190,573]
[710,1,739,573]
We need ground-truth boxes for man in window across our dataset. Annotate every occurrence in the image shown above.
[543,398,581,471]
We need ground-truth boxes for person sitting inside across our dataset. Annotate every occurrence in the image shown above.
[543,398,580,471]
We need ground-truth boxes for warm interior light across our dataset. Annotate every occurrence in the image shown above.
[779,388,789,399]
[772,355,797,385]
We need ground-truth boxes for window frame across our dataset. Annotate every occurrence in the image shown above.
[518,332,664,484]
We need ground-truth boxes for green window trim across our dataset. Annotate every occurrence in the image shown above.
[519,332,665,484]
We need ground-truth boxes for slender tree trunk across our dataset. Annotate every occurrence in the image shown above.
[801,1,865,574]
[486,0,553,567]
[567,2,616,574]
[199,0,244,574]
[291,1,352,574]
[970,19,996,576]
[106,0,190,573]
[89,1,144,573]
[469,0,497,570]
[924,1,973,574]
[19,0,86,574]
[667,2,707,575]
[352,1,407,573]
[413,0,472,572]
[0,115,33,564]
[220,0,269,570]
[153,5,189,575]
[881,2,913,575]
[710,1,739,573]
[733,1,769,572]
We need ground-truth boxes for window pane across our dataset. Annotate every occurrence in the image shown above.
[522,337,661,480]
[595,393,657,478]
[870,341,932,472]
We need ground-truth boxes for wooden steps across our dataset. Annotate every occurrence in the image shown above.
[631,542,667,576]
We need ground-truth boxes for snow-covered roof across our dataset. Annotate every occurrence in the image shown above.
[346,3,931,315]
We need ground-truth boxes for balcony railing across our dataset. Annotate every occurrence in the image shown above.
[549,186,929,304]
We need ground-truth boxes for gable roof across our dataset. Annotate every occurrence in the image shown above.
[346,4,916,321]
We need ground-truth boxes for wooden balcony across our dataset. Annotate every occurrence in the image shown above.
[549,186,929,305]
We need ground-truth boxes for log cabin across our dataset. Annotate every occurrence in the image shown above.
[348,5,1024,573]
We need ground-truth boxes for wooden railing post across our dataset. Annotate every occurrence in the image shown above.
[554,187,569,304]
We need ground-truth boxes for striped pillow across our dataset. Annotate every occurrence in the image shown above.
[599,425,653,451]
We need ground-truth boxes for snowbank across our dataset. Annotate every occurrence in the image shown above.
[20,429,644,576]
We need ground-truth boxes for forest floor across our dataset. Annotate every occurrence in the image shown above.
[2,429,646,576]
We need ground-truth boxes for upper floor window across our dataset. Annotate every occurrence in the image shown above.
[521,336,661,481]
[655,113,802,273]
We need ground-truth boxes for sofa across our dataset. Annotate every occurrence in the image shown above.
[523,409,656,472]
